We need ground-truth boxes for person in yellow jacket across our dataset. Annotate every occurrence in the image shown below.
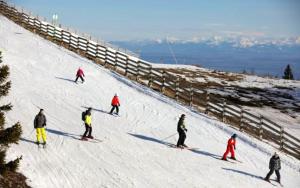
[34,109,47,146]
[82,108,93,139]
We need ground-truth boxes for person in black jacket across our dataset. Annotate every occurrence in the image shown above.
[176,114,187,148]
[34,109,47,145]
[264,152,281,183]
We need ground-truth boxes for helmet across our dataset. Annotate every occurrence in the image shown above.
[232,134,237,138]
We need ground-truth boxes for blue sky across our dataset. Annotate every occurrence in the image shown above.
[9,0,300,41]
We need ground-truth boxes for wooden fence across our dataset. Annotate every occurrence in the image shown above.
[1,1,299,160]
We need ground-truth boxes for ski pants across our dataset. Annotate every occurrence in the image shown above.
[75,75,84,83]
[36,128,47,143]
[222,145,235,159]
[110,105,119,114]
[265,169,280,182]
[83,123,92,137]
[177,131,186,147]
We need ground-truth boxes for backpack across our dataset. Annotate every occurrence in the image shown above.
[82,111,87,121]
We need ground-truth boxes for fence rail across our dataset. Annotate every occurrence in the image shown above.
[1,1,299,160]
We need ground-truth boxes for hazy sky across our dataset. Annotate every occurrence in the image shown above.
[9,0,300,41]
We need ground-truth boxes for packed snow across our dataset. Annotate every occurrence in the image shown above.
[1,15,300,188]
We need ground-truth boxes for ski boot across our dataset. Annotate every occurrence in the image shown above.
[87,135,94,139]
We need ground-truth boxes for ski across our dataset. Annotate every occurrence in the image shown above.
[259,177,277,186]
[270,179,283,187]
[228,158,242,163]
[219,158,235,163]
[37,143,46,149]
[79,137,102,143]
[108,112,120,117]
[167,144,196,150]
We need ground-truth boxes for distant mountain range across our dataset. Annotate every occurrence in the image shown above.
[111,37,300,79]
[113,36,300,48]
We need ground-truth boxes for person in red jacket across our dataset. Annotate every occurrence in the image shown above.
[109,94,120,115]
[75,67,85,83]
[222,134,237,161]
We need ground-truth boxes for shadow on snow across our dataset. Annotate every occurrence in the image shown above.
[81,106,109,114]
[55,76,75,83]
[128,133,222,160]
[222,168,263,180]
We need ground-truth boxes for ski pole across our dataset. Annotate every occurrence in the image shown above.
[26,128,35,138]
[161,133,177,141]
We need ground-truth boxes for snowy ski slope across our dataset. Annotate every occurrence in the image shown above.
[1,15,300,188]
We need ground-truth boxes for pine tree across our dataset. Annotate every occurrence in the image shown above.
[283,64,294,80]
[0,50,23,177]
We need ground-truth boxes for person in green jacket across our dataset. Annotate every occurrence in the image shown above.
[176,114,187,148]
[82,108,93,139]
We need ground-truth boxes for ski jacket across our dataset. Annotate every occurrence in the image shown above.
[34,113,46,128]
[227,138,236,149]
[269,156,281,170]
[85,114,92,126]
[111,96,120,106]
[177,117,187,132]
[76,68,84,77]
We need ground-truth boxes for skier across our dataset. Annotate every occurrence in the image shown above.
[34,109,47,146]
[222,133,237,160]
[109,94,120,115]
[176,114,188,148]
[82,107,93,139]
[75,67,85,83]
[264,152,281,184]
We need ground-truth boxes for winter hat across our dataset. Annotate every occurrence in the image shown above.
[232,134,237,138]
[181,114,185,118]
[115,93,118,96]
[39,109,44,113]
[88,107,92,111]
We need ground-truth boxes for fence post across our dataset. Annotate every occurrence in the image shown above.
[222,99,226,122]
[175,77,180,101]
[136,60,140,81]
[124,57,128,76]
[259,115,263,140]
[148,67,153,88]
[240,108,244,131]
[161,71,165,94]
[280,127,284,151]
[32,18,37,33]
[205,91,210,114]
[67,32,71,48]
[59,29,64,46]
[113,51,117,71]
[76,36,80,54]
[104,47,108,67]
[189,85,194,107]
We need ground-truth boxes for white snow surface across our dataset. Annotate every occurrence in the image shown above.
[1,16,300,188]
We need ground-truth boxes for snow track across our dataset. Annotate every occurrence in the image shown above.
[1,15,300,187]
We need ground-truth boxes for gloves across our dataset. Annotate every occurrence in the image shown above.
[184,128,188,132]
[234,146,236,150]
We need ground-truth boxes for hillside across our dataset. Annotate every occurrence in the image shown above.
[150,63,300,136]
[1,15,300,188]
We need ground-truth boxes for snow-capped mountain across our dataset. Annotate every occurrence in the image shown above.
[111,37,300,79]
